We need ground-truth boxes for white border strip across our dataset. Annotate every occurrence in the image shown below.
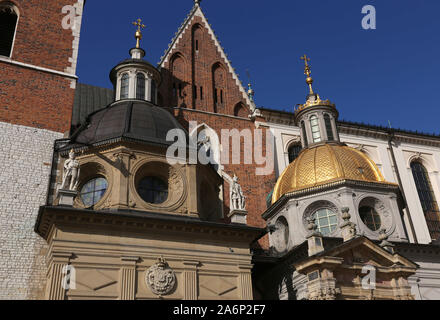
[0,56,78,79]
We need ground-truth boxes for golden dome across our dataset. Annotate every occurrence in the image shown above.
[272,144,393,204]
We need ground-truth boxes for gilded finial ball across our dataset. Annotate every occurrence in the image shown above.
[306,77,313,85]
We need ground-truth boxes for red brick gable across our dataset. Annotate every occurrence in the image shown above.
[159,6,254,117]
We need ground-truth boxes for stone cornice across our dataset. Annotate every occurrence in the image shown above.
[263,179,400,220]
[260,107,440,147]
[35,206,264,243]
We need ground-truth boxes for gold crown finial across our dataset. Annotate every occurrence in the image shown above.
[132,18,146,49]
[300,54,314,95]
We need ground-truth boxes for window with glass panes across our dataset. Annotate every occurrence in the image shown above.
[310,116,321,143]
[138,177,168,204]
[324,114,334,141]
[411,161,440,239]
[136,73,145,100]
[80,177,108,207]
[313,208,338,235]
[288,144,302,163]
[120,73,129,99]
[359,206,381,231]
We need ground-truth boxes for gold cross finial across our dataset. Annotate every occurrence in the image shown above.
[300,54,314,95]
[132,18,146,48]
[300,54,310,66]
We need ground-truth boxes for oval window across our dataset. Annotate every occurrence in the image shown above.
[313,208,338,236]
[80,177,108,207]
[138,177,168,204]
[359,206,381,231]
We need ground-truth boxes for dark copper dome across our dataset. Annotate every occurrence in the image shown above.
[72,100,185,148]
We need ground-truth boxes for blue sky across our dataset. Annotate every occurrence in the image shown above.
[77,0,440,134]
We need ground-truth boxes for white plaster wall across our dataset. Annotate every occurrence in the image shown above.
[0,122,62,299]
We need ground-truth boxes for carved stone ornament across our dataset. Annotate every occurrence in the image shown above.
[146,257,176,296]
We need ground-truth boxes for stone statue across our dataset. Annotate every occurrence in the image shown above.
[230,175,246,211]
[61,149,80,191]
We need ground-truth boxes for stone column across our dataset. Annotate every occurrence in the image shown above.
[119,256,140,300]
[183,260,199,300]
[146,77,152,102]
[238,264,253,300]
[45,252,73,300]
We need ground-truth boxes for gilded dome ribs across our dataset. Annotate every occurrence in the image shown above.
[272,144,395,204]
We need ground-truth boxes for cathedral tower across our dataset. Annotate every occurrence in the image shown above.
[0,0,85,299]
[256,56,416,300]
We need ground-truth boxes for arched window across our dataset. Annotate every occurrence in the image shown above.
[288,144,302,163]
[324,114,334,141]
[120,73,129,99]
[310,115,321,143]
[0,3,19,57]
[136,73,145,100]
[301,121,308,147]
[411,161,440,240]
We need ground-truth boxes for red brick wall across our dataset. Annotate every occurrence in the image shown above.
[0,62,75,132]
[160,16,250,117]
[0,0,78,133]
[160,13,273,248]
[9,0,75,71]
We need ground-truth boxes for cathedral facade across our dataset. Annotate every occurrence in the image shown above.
[0,0,439,300]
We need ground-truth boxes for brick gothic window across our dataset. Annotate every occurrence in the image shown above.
[0,4,18,57]
[288,144,302,163]
[411,161,440,240]
[136,73,145,100]
[212,63,225,112]
[120,73,129,99]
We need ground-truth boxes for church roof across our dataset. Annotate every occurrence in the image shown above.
[271,143,397,204]
[72,83,114,128]
[69,99,186,150]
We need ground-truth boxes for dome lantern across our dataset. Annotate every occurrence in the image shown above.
[294,55,340,148]
[110,18,161,104]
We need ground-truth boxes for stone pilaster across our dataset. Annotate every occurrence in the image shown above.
[111,149,136,209]
[119,256,140,300]
[238,264,253,300]
[183,260,199,300]
[45,252,73,300]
